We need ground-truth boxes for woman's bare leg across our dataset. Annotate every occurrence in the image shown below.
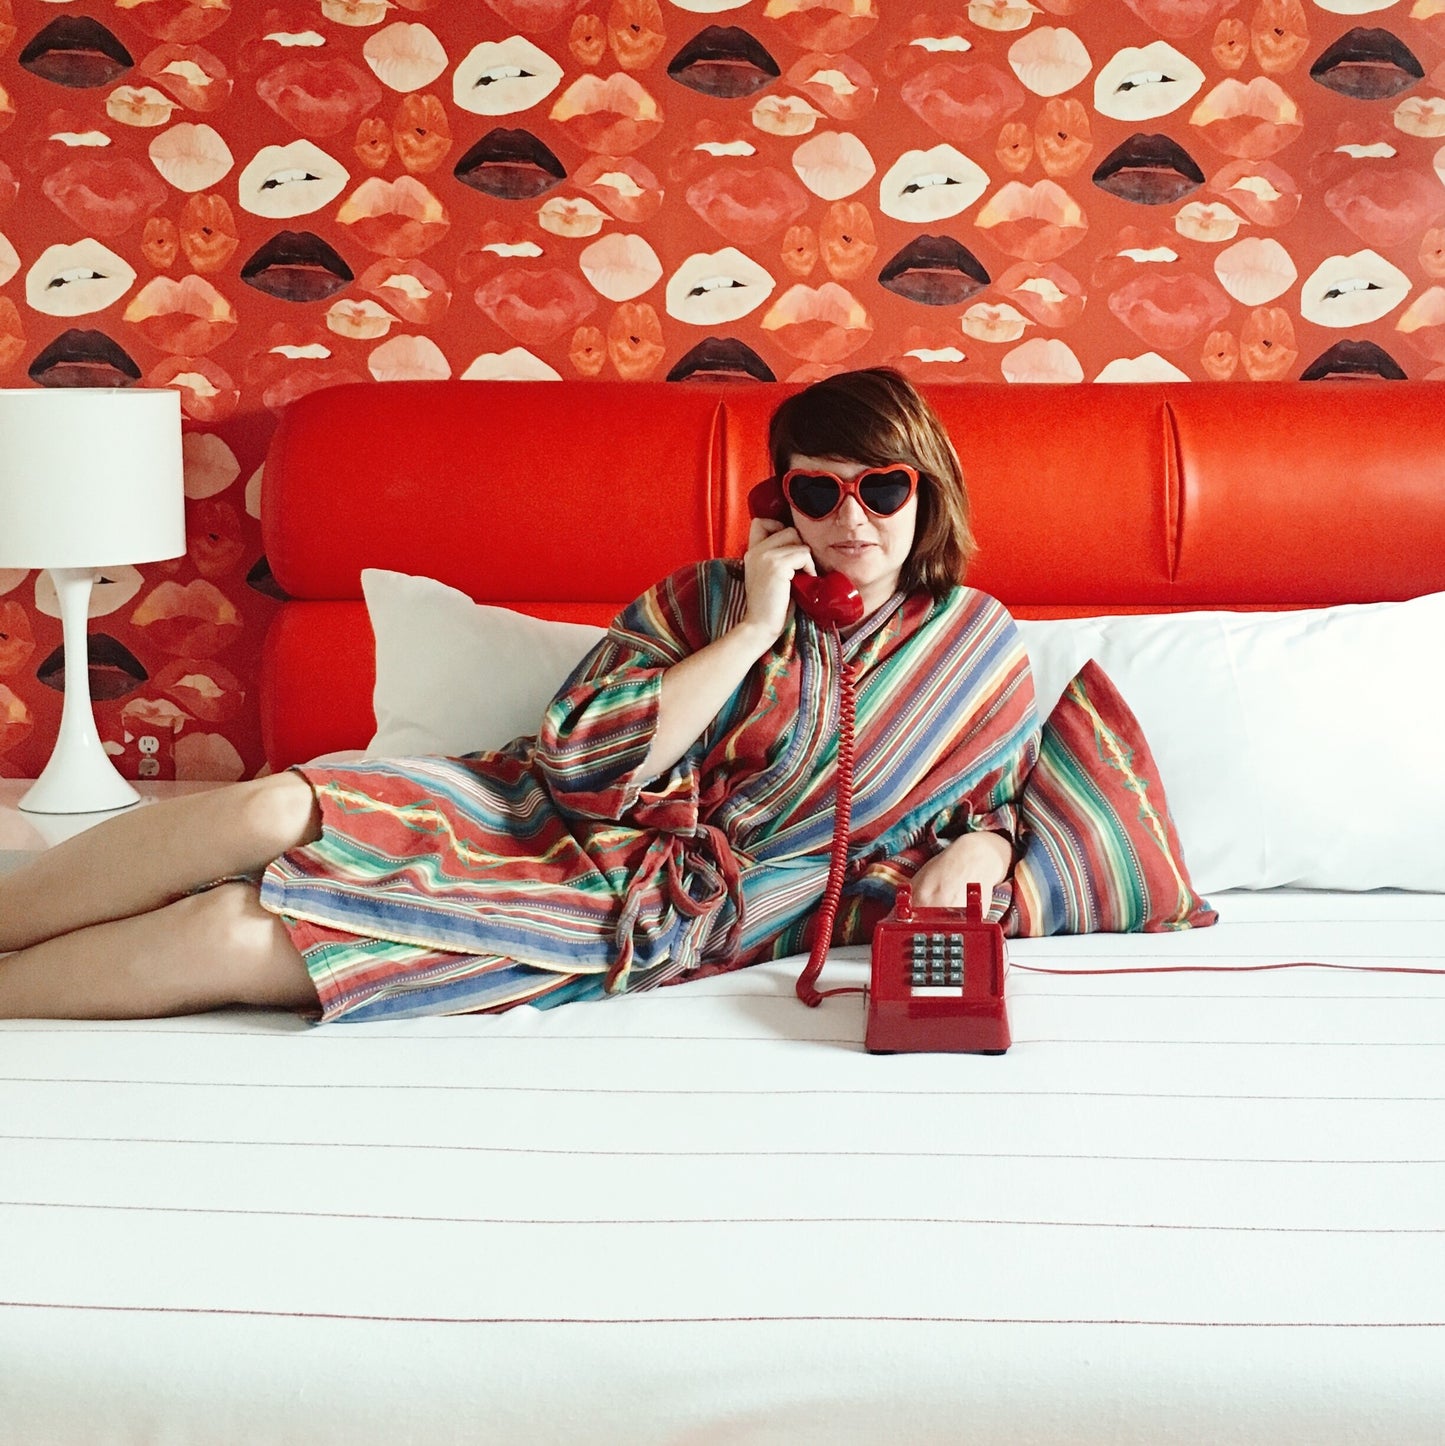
[0,771,321,952]
[0,882,320,1019]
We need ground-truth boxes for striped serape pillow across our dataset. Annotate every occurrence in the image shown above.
[1004,659,1217,937]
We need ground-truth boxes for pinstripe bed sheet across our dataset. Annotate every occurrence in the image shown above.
[2,888,1442,1445]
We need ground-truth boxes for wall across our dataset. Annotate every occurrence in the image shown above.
[1,0,1441,781]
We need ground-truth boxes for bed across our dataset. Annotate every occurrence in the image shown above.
[3,378,1444,1443]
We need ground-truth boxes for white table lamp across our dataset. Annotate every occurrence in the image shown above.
[0,388,185,814]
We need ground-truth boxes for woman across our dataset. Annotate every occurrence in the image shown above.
[0,368,1039,1022]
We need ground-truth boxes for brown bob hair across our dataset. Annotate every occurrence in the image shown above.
[768,367,977,600]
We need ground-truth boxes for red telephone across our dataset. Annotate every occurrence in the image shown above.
[746,477,864,629]
[865,883,1010,1054]
[746,476,1007,1053]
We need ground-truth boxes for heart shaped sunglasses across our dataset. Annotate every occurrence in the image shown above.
[780,464,919,521]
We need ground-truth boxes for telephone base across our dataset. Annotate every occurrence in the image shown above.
[864,885,1010,1056]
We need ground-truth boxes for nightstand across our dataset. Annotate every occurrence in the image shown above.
[0,779,230,874]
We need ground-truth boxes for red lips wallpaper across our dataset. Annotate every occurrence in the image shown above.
[3,0,1445,779]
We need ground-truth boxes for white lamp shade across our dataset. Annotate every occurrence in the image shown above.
[0,387,186,568]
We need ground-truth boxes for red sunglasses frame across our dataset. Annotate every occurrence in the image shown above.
[780,464,920,521]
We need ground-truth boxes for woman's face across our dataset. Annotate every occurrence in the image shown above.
[786,452,918,615]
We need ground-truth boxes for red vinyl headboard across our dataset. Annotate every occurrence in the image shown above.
[261,379,1445,770]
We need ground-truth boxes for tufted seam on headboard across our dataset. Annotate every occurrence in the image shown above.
[1161,398,1183,589]
[706,398,725,560]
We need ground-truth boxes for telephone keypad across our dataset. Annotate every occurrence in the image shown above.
[907,932,965,994]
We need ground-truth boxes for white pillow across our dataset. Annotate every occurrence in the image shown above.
[361,568,605,757]
[1016,592,1445,893]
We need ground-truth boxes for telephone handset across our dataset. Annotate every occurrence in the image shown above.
[745,475,1008,1053]
[746,477,864,629]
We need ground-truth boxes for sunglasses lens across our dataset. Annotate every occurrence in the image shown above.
[786,473,843,519]
[858,469,914,516]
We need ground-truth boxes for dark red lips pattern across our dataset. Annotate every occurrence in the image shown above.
[2,3,1444,780]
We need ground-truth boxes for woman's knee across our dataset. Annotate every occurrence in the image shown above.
[235,770,323,859]
[169,884,319,1012]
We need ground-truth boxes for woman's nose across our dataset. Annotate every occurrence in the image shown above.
[836,493,869,524]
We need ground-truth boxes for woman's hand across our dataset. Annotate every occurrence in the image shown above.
[741,517,815,643]
[908,831,1013,908]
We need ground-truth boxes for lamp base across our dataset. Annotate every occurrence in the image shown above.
[18,566,142,816]
[20,755,141,815]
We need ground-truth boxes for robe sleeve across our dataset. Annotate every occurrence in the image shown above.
[835,606,1041,937]
[532,562,733,828]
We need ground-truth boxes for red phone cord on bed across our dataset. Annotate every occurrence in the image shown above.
[796,651,858,1008]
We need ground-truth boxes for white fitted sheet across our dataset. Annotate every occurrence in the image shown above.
[3,888,1444,1444]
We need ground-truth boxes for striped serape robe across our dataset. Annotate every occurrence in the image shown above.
[259,561,1040,1022]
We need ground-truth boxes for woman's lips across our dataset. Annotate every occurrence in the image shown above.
[37,634,148,702]
[878,143,989,222]
[761,281,872,363]
[1121,0,1235,38]
[1000,336,1084,382]
[1092,132,1205,203]
[237,139,349,218]
[152,658,244,725]
[1189,76,1304,158]
[1008,25,1092,97]
[146,355,239,423]
[147,121,234,191]
[1094,41,1205,121]
[1309,27,1425,99]
[549,73,664,152]
[817,199,877,279]
[1209,158,1300,226]
[974,179,1089,261]
[106,84,179,128]
[1108,271,1231,349]
[27,328,141,387]
[452,35,564,115]
[791,130,876,200]
[573,154,664,221]
[1394,286,1445,361]
[1324,164,1445,248]
[665,336,775,382]
[1237,304,1298,379]
[1301,339,1407,379]
[996,261,1087,325]
[902,60,1025,143]
[685,164,810,241]
[25,239,137,318]
[256,57,384,138]
[1300,249,1411,326]
[41,155,168,236]
[1213,236,1297,304]
[126,0,232,46]
[878,235,990,305]
[124,274,238,353]
[752,94,824,137]
[336,176,449,256]
[963,300,1033,343]
[668,26,781,98]
[768,0,880,51]
[785,52,878,120]
[357,257,450,324]
[608,301,666,381]
[138,42,232,111]
[130,580,242,658]
[665,247,776,325]
[241,231,354,302]
[473,266,596,344]
[579,233,663,301]
[363,20,449,94]
[19,16,135,88]
[454,127,566,198]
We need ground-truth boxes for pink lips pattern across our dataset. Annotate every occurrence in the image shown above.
[2,4,1444,779]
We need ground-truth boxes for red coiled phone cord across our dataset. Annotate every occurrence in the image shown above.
[796,650,859,1008]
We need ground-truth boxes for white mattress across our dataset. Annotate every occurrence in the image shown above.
[3,888,1444,1444]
